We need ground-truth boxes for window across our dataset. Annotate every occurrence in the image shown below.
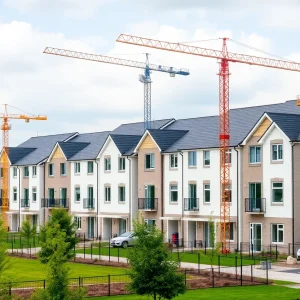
[105,186,111,202]
[204,184,210,203]
[13,167,17,177]
[272,144,283,161]
[48,164,54,176]
[24,166,29,177]
[249,146,261,164]
[145,154,154,169]
[13,188,17,201]
[119,157,125,171]
[272,224,284,243]
[272,182,283,203]
[119,186,125,202]
[75,187,80,202]
[204,151,210,166]
[170,154,178,168]
[74,216,82,230]
[32,166,37,177]
[87,161,94,174]
[188,151,197,167]
[222,184,232,202]
[60,163,66,176]
[104,157,111,171]
[170,185,178,202]
[75,162,80,174]
[32,187,37,202]
[226,149,232,164]
[145,219,156,227]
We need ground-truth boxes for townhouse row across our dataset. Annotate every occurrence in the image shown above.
[1,100,300,252]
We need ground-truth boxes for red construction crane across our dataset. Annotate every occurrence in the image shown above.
[116,34,300,252]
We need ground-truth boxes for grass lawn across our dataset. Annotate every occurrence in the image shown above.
[5,257,126,282]
[91,285,300,300]
[76,246,259,267]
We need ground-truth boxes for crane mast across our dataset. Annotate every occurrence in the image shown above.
[116,33,300,252]
[43,47,189,130]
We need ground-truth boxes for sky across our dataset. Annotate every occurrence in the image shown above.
[0,0,300,146]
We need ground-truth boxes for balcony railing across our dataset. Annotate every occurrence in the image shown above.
[245,198,266,213]
[184,198,199,211]
[83,198,95,209]
[21,199,30,208]
[41,198,69,208]
[138,198,158,211]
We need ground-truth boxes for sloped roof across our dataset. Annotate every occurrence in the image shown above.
[112,118,174,135]
[15,132,78,165]
[265,112,300,141]
[7,147,36,164]
[58,142,90,159]
[165,100,300,152]
[67,131,110,160]
[148,129,188,152]
[110,134,141,155]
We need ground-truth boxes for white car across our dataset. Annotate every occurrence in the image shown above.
[110,231,135,248]
[297,249,300,260]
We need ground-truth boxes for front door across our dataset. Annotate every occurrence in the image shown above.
[204,221,213,247]
[88,217,94,239]
[119,219,127,235]
[145,185,155,209]
[250,223,262,252]
[249,183,262,210]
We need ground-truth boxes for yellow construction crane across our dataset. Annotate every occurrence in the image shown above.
[1,104,47,230]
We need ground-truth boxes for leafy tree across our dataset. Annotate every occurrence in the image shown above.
[127,219,186,300]
[20,217,36,246]
[39,209,78,264]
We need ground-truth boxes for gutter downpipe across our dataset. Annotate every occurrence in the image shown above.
[95,159,99,239]
[292,142,295,256]
[161,154,164,233]
[234,146,239,251]
[179,151,184,242]
[17,166,20,231]
[126,156,131,231]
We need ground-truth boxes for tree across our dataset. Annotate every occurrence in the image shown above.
[39,209,78,264]
[0,215,12,279]
[127,219,186,300]
[20,217,36,246]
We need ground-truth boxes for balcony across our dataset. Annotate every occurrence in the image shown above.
[41,198,69,208]
[138,198,158,211]
[245,198,266,214]
[83,198,95,209]
[184,198,199,212]
[21,199,30,208]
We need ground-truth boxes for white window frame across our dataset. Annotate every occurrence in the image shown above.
[13,187,17,202]
[249,146,261,164]
[87,161,94,174]
[188,151,197,167]
[119,157,125,171]
[24,166,29,177]
[60,163,66,176]
[118,186,125,202]
[272,144,283,161]
[75,162,81,174]
[104,157,111,171]
[32,166,37,177]
[203,150,210,166]
[271,224,284,244]
[13,167,18,178]
[272,182,283,203]
[74,216,82,230]
[170,154,178,169]
[75,187,80,202]
[32,187,37,202]
[48,164,54,176]
[204,184,210,203]
[105,186,111,202]
[145,219,156,227]
[170,185,178,202]
[145,153,155,170]
[226,149,232,164]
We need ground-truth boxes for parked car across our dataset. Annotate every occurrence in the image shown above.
[110,231,135,248]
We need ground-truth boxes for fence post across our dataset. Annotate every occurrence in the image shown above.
[248,244,251,259]
[240,257,243,286]
[90,243,93,261]
[84,243,86,260]
[235,256,237,279]
[98,242,101,260]
[21,244,23,256]
[204,241,207,255]
[78,277,81,287]
[251,264,253,282]
[177,250,180,267]
[197,253,200,274]
[74,244,76,262]
[8,283,11,296]
[44,279,46,289]
[266,260,269,285]
[108,274,111,296]
[218,255,220,275]
[251,243,254,259]
[184,270,187,286]
[109,242,111,262]
[221,242,224,254]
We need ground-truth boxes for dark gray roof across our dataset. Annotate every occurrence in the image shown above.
[58,142,90,159]
[112,118,174,135]
[67,131,110,160]
[7,147,36,164]
[265,112,300,141]
[110,134,141,155]
[15,132,78,165]
[165,100,300,151]
[148,129,188,152]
